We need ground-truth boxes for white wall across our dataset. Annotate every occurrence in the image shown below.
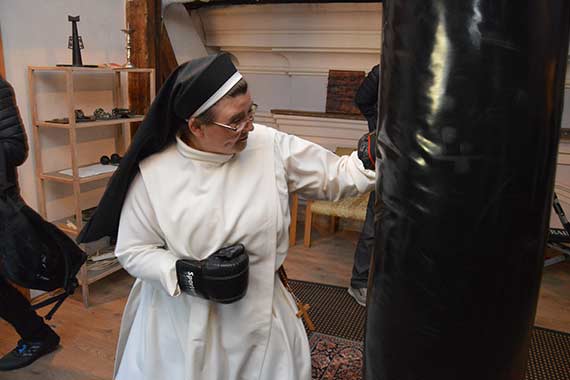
[191,3,383,115]
[1,0,126,217]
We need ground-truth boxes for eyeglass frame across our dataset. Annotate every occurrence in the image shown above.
[194,103,258,134]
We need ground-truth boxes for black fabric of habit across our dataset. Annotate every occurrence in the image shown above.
[365,1,570,379]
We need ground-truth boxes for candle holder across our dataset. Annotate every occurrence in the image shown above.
[57,15,97,67]
[121,28,135,68]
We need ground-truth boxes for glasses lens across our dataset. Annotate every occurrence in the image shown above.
[235,120,249,133]
[234,106,257,133]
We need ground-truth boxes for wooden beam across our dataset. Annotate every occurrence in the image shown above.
[126,0,179,135]
[0,26,5,79]
[126,0,160,134]
[158,20,178,85]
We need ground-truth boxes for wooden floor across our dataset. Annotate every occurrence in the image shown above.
[1,227,569,380]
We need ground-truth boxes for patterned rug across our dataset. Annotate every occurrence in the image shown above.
[310,332,363,380]
[290,280,570,380]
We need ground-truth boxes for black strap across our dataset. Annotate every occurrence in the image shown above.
[32,278,79,320]
[552,193,570,235]
[32,292,70,320]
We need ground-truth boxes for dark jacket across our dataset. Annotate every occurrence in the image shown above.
[355,64,380,133]
[0,78,86,304]
[0,77,29,195]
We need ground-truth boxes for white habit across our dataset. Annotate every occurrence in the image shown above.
[114,124,375,380]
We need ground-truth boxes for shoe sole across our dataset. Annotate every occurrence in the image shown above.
[347,288,367,307]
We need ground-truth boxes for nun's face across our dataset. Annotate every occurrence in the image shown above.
[188,91,255,155]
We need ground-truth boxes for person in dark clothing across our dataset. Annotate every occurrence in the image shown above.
[0,76,60,371]
[348,64,380,306]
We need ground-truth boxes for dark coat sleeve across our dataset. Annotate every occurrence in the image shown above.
[0,77,29,169]
[354,64,380,132]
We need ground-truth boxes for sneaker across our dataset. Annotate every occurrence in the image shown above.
[0,334,60,371]
[348,286,367,307]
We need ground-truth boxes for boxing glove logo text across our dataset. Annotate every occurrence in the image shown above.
[184,272,196,296]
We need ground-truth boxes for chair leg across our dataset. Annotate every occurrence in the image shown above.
[329,215,339,234]
[289,194,299,247]
[80,264,89,308]
[304,201,313,248]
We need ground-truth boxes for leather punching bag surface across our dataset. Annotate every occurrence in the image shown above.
[366,1,570,379]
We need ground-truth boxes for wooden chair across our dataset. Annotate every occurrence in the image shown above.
[303,192,370,247]
[286,70,367,247]
[289,192,299,247]
[301,147,371,248]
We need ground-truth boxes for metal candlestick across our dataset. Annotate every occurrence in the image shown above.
[121,28,135,68]
[69,16,84,66]
[57,15,97,67]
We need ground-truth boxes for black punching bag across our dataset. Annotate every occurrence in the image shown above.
[365,1,570,379]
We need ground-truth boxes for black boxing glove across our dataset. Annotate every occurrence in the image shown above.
[176,244,249,303]
[357,131,377,170]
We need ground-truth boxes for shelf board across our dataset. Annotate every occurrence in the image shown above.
[41,163,117,184]
[29,66,155,74]
[37,116,144,129]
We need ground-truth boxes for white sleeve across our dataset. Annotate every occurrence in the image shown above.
[274,130,376,201]
[115,172,180,296]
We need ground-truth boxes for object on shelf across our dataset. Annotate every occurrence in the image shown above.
[48,117,71,124]
[47,107,137,124]
[75,109,95,122]
[112,107,135,118]
[121,28,136,69]
[65,220,78,231]
[99,63,124,69]
[89,251,116,262]
[93,107,112,120]
[58,163,117,178]
[56,15,97,68]
[100,153,122,166]
[87,257,119,272]
[47,109,95,124]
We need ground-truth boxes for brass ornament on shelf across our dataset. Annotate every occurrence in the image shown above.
[121,28,136,69]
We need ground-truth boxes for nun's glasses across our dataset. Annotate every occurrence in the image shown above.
[210,103,258,134]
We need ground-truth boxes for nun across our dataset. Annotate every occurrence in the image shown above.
[79,53,377,380]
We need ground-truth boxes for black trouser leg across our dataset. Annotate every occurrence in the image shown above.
[0,275,50,341]
[350,191,375,289]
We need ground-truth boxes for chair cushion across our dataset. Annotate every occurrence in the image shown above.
[311,192,370,221]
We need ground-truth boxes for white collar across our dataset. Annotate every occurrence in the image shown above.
[175,135,235,165]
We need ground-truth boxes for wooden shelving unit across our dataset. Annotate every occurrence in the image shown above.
[28,66,155,307]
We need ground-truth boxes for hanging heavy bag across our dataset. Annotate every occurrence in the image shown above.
[0,148,86,319]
